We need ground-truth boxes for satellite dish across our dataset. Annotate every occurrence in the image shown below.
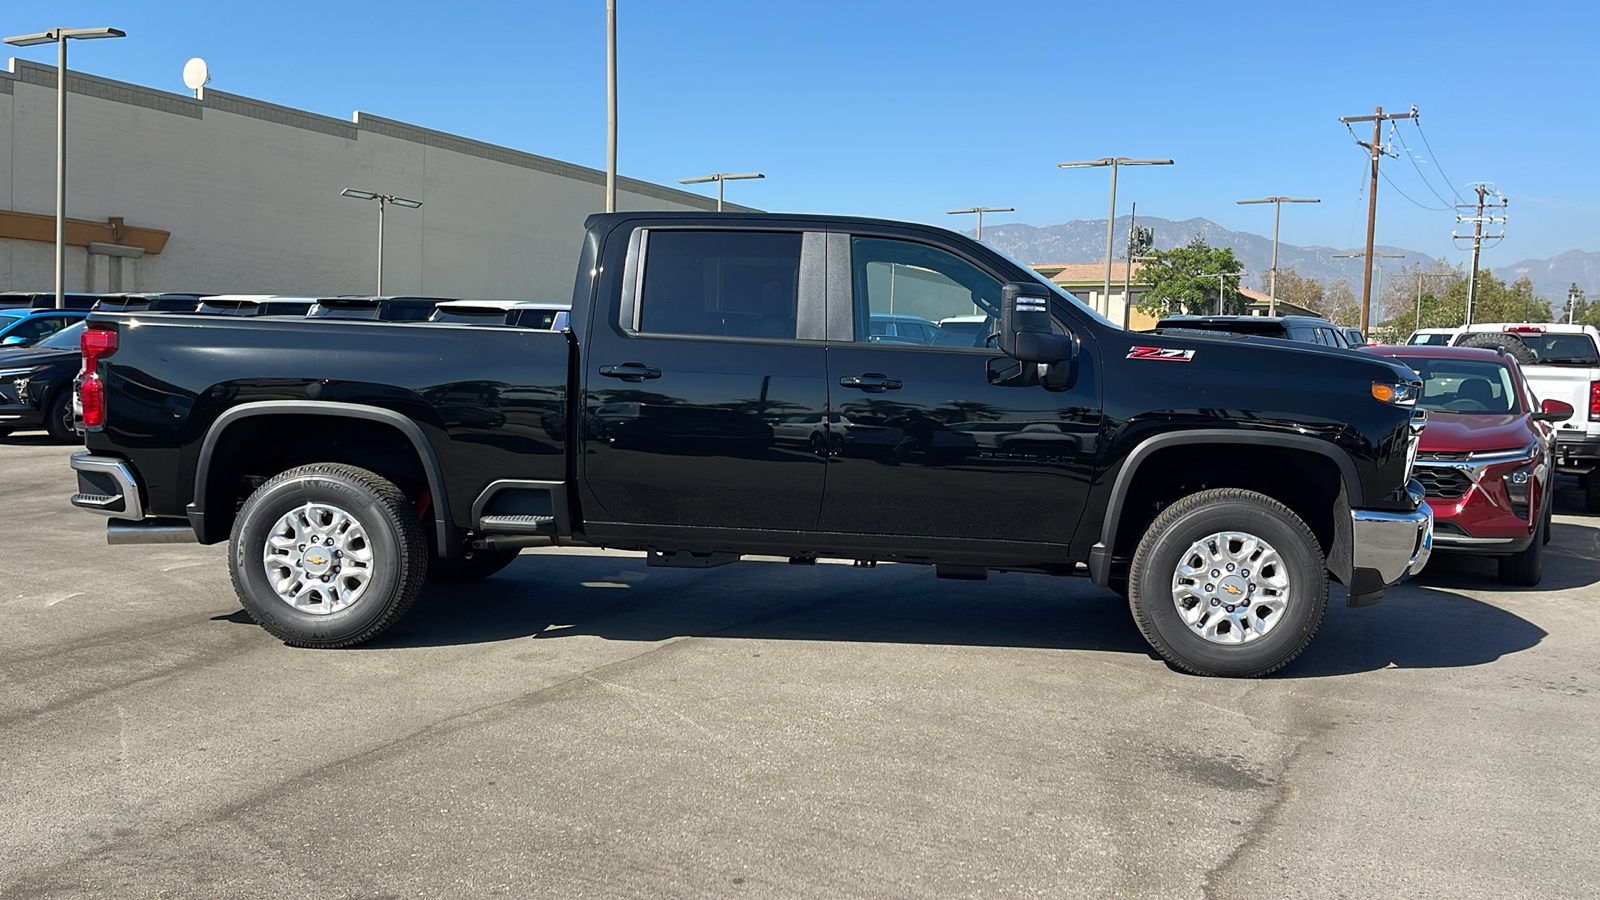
[182,58,211,96]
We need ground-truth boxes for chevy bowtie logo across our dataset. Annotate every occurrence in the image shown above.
[1222,584,1244,596]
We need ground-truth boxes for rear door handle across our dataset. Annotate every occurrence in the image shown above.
[599,363,662,382]
[839,374,902,392]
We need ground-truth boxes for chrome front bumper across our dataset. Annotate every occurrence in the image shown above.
[1350,477,1434,590]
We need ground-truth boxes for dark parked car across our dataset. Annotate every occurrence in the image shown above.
[0,291,99,311]
[92,293,203,313]
[194,295,318,317]
[0,319,87,442]
[0,308,87,347]
[308,296,443,321]
[1155,315,1353,348]
[70,212,1434,677]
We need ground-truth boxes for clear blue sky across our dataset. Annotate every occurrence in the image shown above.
[8,1,1598,266]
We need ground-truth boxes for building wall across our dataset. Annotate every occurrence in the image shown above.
[0,59,735,299]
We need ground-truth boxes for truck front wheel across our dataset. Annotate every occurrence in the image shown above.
[228,463,427,648]
[1127,488,1328,677]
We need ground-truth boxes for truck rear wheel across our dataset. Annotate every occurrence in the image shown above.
[1127,488,1327,677]
[228,463,427,648]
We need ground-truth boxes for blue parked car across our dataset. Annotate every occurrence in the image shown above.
[0,308,88,348]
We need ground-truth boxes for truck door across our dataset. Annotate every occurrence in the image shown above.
[819,234,1100,545]
[581,227,830,531]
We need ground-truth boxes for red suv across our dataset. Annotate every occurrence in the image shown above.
[1363,346,1574,585]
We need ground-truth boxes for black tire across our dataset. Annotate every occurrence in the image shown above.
[1127,488,1328,677]
[426,546,520,583]
[1586,475,1600,515]
[43,389,77,444]
[228,463,427,648]
[1498,518,1544,587]
[1457,332,1536,365]
[1542,495,1553,545]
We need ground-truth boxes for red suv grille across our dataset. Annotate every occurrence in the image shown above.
[1414,466,1472,500]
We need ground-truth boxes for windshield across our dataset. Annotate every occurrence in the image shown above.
[0,311,22,324]
[1398,357,1520,414]
[985,245,1121,329]
[36,320,86,350]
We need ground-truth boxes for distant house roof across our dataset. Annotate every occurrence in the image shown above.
[1239,286,1324,317]
[1031,262,1147,286]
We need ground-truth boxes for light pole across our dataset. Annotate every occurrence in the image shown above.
[340,189,422,295]
[946,206,1013,241]
[605,0,617,213]
[1410,271,1454,334]
[1201,271,1249,315]
[4,26,127,309]
[678,173,764,212]
[1236,196,1319,316]
[1335,252,1402,330]
[1058,158,1173,318]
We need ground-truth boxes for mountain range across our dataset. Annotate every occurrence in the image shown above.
[969,217,1597,309]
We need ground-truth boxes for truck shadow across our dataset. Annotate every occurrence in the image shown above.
[367,548,1550,678]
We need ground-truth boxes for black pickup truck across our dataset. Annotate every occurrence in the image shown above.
[68,212,1433,677]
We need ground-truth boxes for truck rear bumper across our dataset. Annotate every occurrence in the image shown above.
[1553,434,1600,475]
[70,452,199,544]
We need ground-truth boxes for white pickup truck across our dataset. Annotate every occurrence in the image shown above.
[1454,323,1600,511]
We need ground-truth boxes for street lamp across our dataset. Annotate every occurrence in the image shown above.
[1201,271,1250,315]
[4,26,127,309]
[1059,157,1173,317]
[1335,252,1403,331]
[340,189,422,296]
[946,206,1013,241]
[678,173,764,212]
[1236,196,1319,316]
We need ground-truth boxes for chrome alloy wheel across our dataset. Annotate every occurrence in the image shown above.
[261,502,375,615]
[1170,531,1291,644]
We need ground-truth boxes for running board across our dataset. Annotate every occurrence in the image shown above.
[477,514,556,535]
[107,518,198,545]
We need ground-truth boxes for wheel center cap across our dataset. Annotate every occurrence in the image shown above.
[302,542,334,576]
[1218,575,1249,602]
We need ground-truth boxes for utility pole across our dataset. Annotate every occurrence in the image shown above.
[1337,105,1417,335]
[1454,183,1507,326]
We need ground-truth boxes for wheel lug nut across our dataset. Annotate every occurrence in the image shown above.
[1241,569,1250,577]
[1211,569,1220,577]
[298,544,307,551]
[333,549,342,558]
[1226,564,1235,571]
[1205,583,1215,592]
[321,574,331,582]
[1226,604,1236,612]
[1211,598,1220,606]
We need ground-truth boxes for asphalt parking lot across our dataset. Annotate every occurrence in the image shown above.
[3,434,1598,899]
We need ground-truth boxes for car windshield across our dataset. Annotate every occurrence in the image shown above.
[36,320,87,350]
[0,311,22,323]
[1398,357,1520,414]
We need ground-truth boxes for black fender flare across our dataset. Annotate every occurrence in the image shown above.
[1087,429,1362,586]
[186,400,455,555]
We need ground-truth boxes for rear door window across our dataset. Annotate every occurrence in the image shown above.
[637,230,801,340]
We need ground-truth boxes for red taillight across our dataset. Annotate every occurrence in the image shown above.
[1590,381,1600,421]
[79,325,117,430]
[81,325,117,376]
[80,376,106,428]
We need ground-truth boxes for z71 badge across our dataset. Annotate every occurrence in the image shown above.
[1127,346,1196,361]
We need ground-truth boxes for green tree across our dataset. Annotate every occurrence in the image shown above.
[1135,236,1246,315]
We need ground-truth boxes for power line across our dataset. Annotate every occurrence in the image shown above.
[1379,165,1452,212]
[1391,122,1456,209]
[1413,118,1466,203]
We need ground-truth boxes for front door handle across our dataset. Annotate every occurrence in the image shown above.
[599,363,662,382]
[839,373,903,393]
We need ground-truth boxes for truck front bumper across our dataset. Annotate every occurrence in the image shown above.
[1346,478,1433,606]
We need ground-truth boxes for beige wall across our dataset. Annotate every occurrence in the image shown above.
[0,59,732,299]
